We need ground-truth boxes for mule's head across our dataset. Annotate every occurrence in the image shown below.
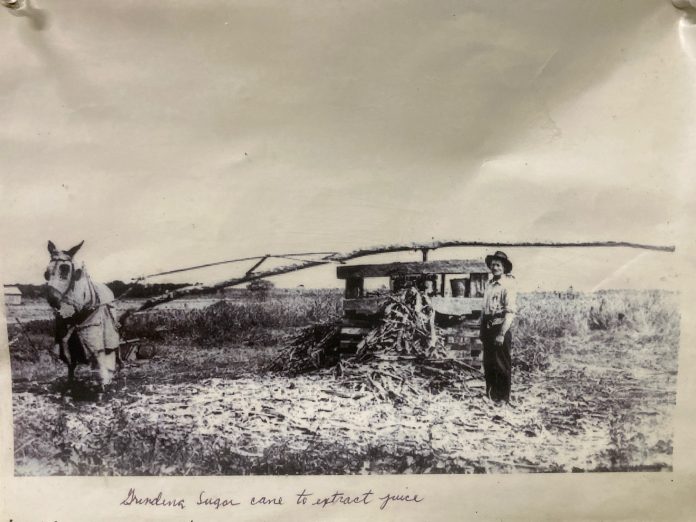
[45,240,84,309]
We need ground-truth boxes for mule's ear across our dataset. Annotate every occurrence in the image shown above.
[66,240,84,258]
[48,240,58,256]
[73,268,83,280]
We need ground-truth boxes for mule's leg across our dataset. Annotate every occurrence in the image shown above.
[95,350,116,390]
[63,336,77,390]
[95,352,117,402]
[65,362,76,397]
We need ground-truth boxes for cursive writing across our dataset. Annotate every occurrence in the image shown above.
[117,487,423,512]
[379,492,424,510]
[296,488,375,508]
[197,491,241,510]
[250,495,284,506]
[120,488,186,510]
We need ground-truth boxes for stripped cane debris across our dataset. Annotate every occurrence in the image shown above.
[10,289,678,475]
[268,289,482,403]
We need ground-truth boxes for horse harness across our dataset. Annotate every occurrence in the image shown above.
[47,255,102,327]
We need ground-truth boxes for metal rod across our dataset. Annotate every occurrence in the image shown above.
[132,259,330,314]
[142,255,265,279]
[139,251,339,279]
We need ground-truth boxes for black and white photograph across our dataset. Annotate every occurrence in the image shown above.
[1,0,695,519]
[5,239,680,476]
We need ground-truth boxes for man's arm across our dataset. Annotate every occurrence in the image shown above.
[494,312,515,346]
[500,312,515,337]
[495,278,517,344]
[479,284,489,340]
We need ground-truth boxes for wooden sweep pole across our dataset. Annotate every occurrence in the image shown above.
[120,239,675,321]
[129,259,328,315]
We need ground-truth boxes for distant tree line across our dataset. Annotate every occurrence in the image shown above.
[13,281,190,299]
[246,279,275,292]
[15,284,46,299]
[13,279,335,301]
[105,281,190,299]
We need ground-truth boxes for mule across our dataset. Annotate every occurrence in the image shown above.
[45,240,121,390]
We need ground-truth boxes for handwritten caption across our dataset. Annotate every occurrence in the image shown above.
[120,487,423,512]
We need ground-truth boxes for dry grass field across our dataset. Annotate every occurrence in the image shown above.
[6,289,678,475]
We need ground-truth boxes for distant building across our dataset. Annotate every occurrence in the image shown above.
[4,285,22,305]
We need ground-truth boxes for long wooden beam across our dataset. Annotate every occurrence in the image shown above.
[122,239,675,319]
[336,259,489,279]
[326,240,676,263]
[130,259,328,315]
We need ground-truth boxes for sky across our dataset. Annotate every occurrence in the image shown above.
[0,0,693,291]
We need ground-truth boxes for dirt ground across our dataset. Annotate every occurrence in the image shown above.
[8,293,678,475]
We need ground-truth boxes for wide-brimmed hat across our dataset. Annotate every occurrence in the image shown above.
[485,250,513,273]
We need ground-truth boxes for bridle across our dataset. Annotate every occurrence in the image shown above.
[45,255,86,311]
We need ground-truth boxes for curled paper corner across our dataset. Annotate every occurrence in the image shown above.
[675,0,696,58]
[1,0,22,9]
[673,0,696,21]
[1,0,48,31]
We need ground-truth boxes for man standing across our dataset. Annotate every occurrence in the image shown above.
[480,251,517,404]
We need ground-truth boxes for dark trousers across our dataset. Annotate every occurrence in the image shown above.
[481,324,512,402]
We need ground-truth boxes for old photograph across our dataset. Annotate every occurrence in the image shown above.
[5,240,679,476]
[0,0,691,500]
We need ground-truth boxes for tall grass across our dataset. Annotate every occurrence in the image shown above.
[124,290,343,344]
[8,289,678,369]
[513,290,679,373]
[515,290,678,340]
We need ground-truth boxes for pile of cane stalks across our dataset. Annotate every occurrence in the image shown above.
[268,290,482,403]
